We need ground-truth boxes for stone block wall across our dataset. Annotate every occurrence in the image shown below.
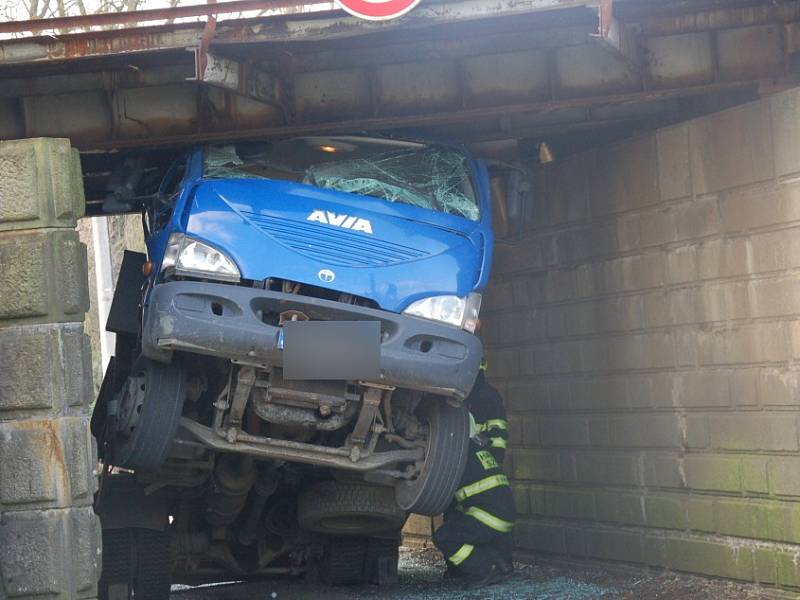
[482,87,800,590]
[0,138,100,599]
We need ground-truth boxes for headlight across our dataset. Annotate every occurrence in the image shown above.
[161,233,240,283]
[403,293,482,333]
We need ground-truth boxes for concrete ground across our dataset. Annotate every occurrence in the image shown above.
[173,547,773,600]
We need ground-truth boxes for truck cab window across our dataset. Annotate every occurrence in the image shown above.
[147,159,186,233]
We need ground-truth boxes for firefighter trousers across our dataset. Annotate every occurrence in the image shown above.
[432,512,513,577]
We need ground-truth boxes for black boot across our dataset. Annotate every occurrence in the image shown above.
[489,547,513,575]
[463,562,508,589]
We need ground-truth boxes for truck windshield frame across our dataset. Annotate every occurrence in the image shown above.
[202,136,481,222]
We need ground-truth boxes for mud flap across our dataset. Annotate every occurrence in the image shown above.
[106,250,146,335]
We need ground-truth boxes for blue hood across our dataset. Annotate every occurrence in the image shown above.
[183,179,485,313]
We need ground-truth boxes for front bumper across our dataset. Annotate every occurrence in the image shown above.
[142,281,482,399]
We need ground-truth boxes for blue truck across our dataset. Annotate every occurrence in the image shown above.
[92,135,494,593]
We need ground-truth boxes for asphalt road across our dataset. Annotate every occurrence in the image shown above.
[172,547,768,600]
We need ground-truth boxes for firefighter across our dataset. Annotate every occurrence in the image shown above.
[433,363,515,588]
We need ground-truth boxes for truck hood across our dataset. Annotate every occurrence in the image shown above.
[183,179,485,312]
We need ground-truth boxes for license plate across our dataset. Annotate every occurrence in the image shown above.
[282,321,380,380]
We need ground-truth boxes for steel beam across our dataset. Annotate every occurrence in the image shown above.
[69,80,760,151]
[0,0,601,66]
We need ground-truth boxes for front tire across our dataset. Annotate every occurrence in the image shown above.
[113,359,186,472]
[394,400,469,515]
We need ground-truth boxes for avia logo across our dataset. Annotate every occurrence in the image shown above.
[307,210,373,235]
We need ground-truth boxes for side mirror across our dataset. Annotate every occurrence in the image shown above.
[488,163,531,238]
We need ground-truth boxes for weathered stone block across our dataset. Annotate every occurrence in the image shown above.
[0,506,99,598]
[616,214,640,251]
[544,488,595,520]
[643,453,684,489]
[759,368,800,406]
[0,229,89,325]
[690,100,774,195]
[697,237,750,280]
[0,323,92,416]
[665,245,697,284]
[515,519,566,554]
[715,500,783,541]
[749,276,800,319]
[673,196,721,241]
[687,497,715,532]
[664,537,754,580]
[645,495,687,530]
[575,453,639,487]
[584,528,643,563]
[0,416,95,511]
[672,370,730,408]
[0,138,84,231]
[513,450,563,482]
[684,455,741,492]
[657,122,692,200]
[539,415,588,447]
[768,457,800,496]
[771,88,800,178]
[594,492,644,526]
[608,415,682,449]
[512,484,529,516]
[708,414,798,452]
[741,458,768,494]
[721,181,800,233]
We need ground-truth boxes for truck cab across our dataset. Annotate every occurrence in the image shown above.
[93,135,493,590]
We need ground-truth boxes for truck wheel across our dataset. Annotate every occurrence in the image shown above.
[298,481,407,536]
[113,359,186,472]
[394,400,469,515]
[98,528,134,600]
[98,528,171,600]
[317,536,368,586]
[134,529,172,600]
[364,535,400,585]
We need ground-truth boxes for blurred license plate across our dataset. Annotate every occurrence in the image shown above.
[282,321,380,380]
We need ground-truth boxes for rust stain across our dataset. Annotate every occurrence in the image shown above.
[16,419,70,494]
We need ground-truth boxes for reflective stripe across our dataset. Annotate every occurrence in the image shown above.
[455,474,509,502]
[473,419,508,433]
[449,544,475,566]
[489,437,507,449]
[463,506,515,533]
[469,413,479,438]
[486,419,508,431]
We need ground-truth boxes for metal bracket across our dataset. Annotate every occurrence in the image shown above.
[226,367,256,436]
[590,0,640,72]
[191,47,288,115]
[350,387,384,447]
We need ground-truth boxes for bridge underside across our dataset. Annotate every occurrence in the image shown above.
[1,1,798,161]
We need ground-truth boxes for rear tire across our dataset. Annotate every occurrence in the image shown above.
[113,359,186,472]
[98,528,171,600]
[318,537,369,586]
[134,529,172,600]
[394,400,469,515]
[298,481,407,536]
[98,529,134,600]
[364,535,400,585]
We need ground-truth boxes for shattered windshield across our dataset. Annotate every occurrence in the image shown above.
[202,137,480,221]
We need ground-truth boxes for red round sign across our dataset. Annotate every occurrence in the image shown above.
[334,0,421,21]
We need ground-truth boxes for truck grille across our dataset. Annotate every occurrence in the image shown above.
[243,211,429,268]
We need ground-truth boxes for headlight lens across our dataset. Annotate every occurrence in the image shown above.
[161,233,240,282]
[403,293,482,333]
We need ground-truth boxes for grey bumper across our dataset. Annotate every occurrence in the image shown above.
[141,281,482,399]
